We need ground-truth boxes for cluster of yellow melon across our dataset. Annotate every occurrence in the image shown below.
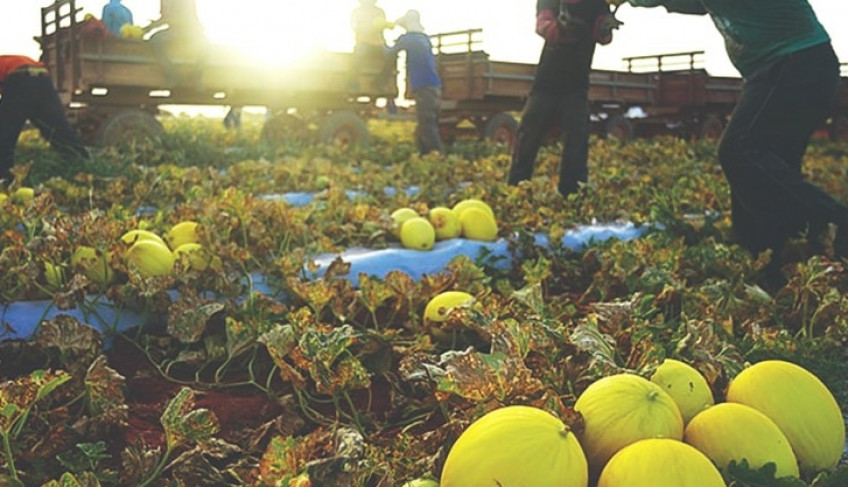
[0,187,35,205]
[68,221,208,286]
[119,23,144,40]
[439,359,846,487]
[390,198,499,251]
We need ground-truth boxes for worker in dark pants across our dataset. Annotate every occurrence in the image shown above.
[508,0,618,197]
[626,0,848,289]
[0,55,89,184]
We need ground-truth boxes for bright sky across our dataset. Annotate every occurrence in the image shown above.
[4,1,848,86]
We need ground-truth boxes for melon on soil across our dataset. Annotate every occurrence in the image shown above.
[441,405,588,487]
[598,438,726,487]
[574,373,683,472]
[684,402,799,478]
[725,360,845,474]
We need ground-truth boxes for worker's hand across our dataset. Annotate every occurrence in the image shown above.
[628,0,665,7]
[594,13,623,45]
[535,9,562,43]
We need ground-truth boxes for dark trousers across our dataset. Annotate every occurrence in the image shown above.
[0,72,88,181]
[508,90,591,196]
[414,86,443,155]
[717,42,845,258]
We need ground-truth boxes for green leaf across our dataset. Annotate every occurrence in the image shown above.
[160,387,220,452]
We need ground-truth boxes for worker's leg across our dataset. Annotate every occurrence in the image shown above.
[28,75,89,164]
[558,88,591,196]
[414,86,443,155]
[0,75,33,182]
[717,42,844,258]
[507,92,561,186]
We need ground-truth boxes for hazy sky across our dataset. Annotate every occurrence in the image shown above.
[4,1,847,79]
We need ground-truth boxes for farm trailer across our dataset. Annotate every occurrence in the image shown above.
[38,0,397,148]
[432,29,848,144]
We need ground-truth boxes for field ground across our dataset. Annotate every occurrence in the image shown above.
[2,116,848,486]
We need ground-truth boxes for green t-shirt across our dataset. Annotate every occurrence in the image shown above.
[647,0,829,78]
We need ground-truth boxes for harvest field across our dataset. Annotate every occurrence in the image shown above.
[2,115,848,486]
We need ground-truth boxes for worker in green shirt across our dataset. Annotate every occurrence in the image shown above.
[622,0,848,289]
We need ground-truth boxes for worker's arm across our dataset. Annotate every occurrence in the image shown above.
[141,17,166,34]
[628,0,707,15]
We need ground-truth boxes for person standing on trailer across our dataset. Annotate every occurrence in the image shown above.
[624,0,848,288]
[350,0,397,113]
[0,55,89,184]
[101,0,134,36]
[507,0,619,197]
[386,10,443,155]
[144,0,207,88]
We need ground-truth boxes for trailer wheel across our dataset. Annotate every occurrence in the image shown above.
[482,112,518,146]
[830,115,848,142]
[699,116,725,141]
[95,109,163,148]
[318,111,370,147]
[604,115,633,141]
[262,112,310,145]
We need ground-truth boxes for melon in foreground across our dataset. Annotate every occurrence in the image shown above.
[650,358,715,424]
[598,438,726,487]
[684,402,799,478]
[574,373,683,472]
[441,405,588,487]
[726,360,845,474]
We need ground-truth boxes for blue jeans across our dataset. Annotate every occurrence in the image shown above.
[414,86,443,155]
[718,42,845,258]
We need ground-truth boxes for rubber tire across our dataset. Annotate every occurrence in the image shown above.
[318,111,370,147]
[699,116,725,141]
[604,114,633,142]
[261,112,310,145]
[95,108,163,148]
[482,112,518,146]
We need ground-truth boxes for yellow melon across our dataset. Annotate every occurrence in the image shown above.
[574,373,684,472]
[400,217,435,251]
[452,198,495,219]
[441,405,588,487]
[598,438,726,487]
[390,207,419,238]
[726,360,845,474]
[125,239,175,278]
[166,221,200,250]
[423,291,475,323]
[120,229,167,248]
[458,206,498,242]
[173,242,209,272]
[684,402,799,478]
[650,358,715,424]
[71,246,114,286]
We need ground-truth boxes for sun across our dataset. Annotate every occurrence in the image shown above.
[197,1,355,65]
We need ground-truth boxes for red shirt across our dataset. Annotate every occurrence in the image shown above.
[0,55,44,83]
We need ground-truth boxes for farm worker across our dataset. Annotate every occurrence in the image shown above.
[101,0,134,37]
[350,0,397,113]
[626,0,848,288]
[387,10,444,155]
[507,0,619,197]
[0,55,89,184]
[144,0,208,88]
